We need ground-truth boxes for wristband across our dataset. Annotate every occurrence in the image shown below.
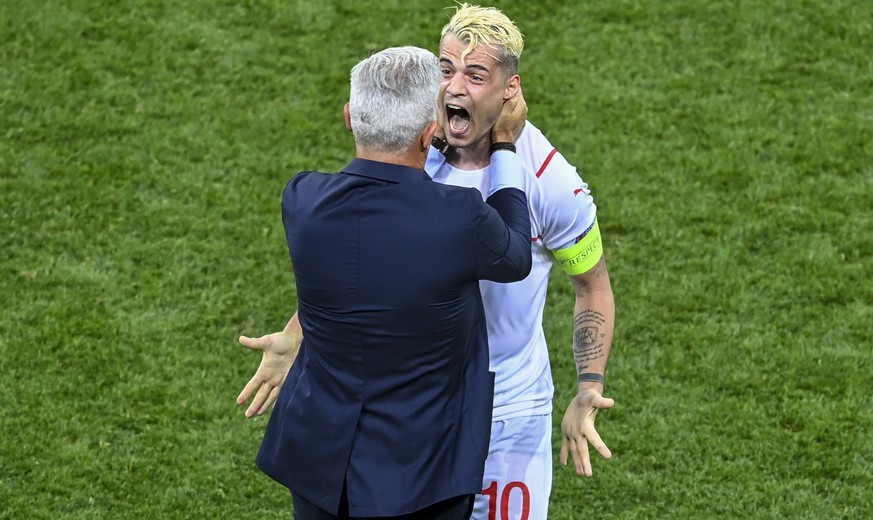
[431,136,450,155]
[489,142,516,154]
[578,373,604,385]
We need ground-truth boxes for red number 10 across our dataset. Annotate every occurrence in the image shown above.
[482,480,531,520]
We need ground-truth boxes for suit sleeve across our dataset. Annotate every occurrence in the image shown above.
[471,152,532,283]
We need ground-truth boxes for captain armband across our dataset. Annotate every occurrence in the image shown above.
[552,219,603,275]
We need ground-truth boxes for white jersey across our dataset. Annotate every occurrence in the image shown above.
[426,121,597,420]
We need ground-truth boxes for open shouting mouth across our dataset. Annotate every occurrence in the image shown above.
[446,104,471,135]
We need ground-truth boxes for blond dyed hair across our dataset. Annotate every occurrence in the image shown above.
[441,3,524,76]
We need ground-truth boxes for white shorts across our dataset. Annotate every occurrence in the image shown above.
[472,414,552,520]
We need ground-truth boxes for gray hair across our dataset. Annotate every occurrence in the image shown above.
[349,46,441,154]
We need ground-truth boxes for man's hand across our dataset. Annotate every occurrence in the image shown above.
[236,331,301,417]
[560,387,615,477]
[435,82,449,142]
[491,86,528,144]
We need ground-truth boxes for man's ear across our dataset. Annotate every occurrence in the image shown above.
[421,120,438,151]
[503,74,521,100]
[344,103,352,131]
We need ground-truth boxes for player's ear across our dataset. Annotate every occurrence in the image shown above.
[344,103,352,131]
[503,74,520,101]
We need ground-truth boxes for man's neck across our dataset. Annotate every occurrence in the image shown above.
[446,137,492,171]
[357,147,425,170]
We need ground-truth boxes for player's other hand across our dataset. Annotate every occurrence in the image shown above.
[560,388,615,477]
[236,330,301,418]
[491,85,527,144]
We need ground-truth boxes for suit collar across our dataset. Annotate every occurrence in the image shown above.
[342,158,431,184]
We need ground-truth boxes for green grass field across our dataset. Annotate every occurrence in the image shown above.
[2,0,871,518]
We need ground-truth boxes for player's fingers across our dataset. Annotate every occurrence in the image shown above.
[569,437,583,475]
[578,435,592,477]
[560,438,569,466]
[593,396,615,410]
[584,426,612,459]
[569,437,584,474]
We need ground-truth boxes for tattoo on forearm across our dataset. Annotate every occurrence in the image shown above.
[573,309,606,372]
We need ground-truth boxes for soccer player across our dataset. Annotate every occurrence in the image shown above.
[426,5,617,519]
[238,4,616,519]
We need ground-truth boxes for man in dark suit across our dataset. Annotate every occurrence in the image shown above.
[242,46,531,519]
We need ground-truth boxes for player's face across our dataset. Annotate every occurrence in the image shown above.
[439,34,514,152]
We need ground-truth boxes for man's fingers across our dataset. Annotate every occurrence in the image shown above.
[236,375,261,405]
[246,381,274,418]
[560,438,569,466]
[239,335,271,351]
[245,396,261,418]
[437,83,449,132]
[257,386,282,416]
[514,93,527,117]
[507,87,527,120]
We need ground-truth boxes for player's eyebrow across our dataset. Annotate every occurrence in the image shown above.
[465,63,491,74]
[440,57,491,75]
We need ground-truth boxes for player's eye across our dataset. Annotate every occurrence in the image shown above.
[441,68,453,78]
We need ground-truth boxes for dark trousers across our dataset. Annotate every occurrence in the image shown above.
[292,492,475,520]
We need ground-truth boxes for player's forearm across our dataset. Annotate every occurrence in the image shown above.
[570,262,615,393]
[573,294,614,389]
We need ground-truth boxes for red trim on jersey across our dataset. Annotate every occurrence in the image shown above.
[535,148,557,178]
[573,188,584,196]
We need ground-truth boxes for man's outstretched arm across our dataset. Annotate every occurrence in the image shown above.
[236,312,302,417]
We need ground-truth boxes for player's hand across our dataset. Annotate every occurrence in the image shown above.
[560,387,615,477]
[491,85,528,144]
[236,330,301,417]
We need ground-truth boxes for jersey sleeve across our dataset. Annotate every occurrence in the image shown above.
[533,149,598,254]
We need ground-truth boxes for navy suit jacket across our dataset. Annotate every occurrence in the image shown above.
[256,158,531,516]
